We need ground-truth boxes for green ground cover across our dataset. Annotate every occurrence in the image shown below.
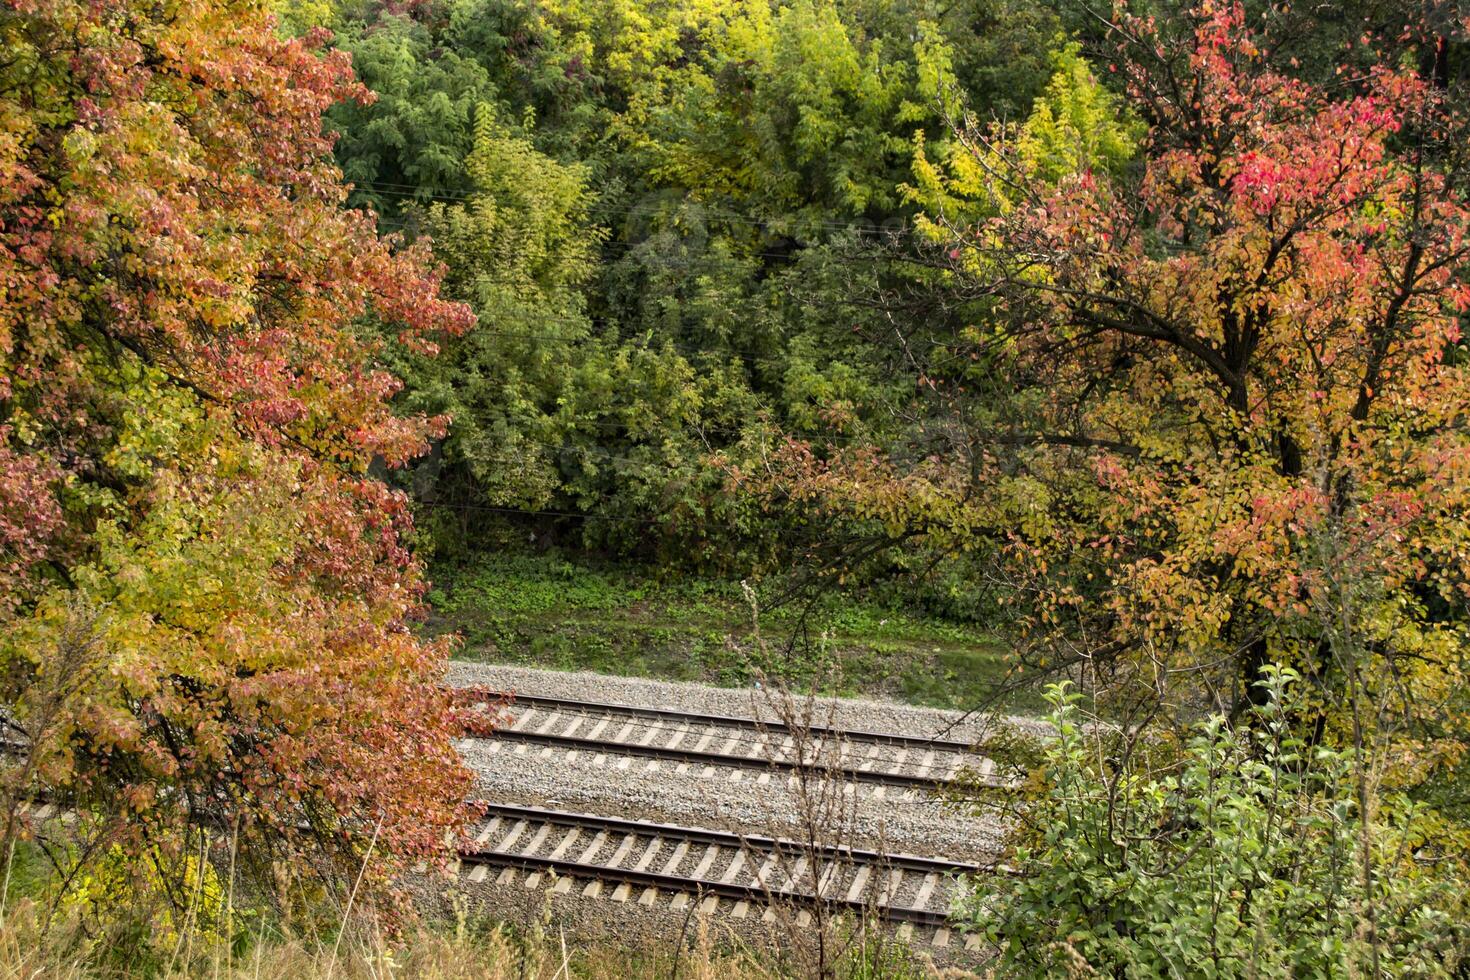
[427,553,1039,713]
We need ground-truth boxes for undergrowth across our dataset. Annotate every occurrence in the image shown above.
[426,552,1036,712]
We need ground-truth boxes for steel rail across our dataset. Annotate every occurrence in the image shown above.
[461,850,952,927]
[502,692,981,754]
[489,727,987,791]
[462,804,973,928]
[472,802,988,876]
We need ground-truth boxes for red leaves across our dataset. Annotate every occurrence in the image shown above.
[957,3,1470,729]
[0,0,478,910]
[0,431,63,616]
[447,686,513,738]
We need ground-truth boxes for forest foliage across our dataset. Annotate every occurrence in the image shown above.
[4,0,1470,971]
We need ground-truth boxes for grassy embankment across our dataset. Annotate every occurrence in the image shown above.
[0,841,927,980]
[0,904,905,980]
[427,553,1038,713]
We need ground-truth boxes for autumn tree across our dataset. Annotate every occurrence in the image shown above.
[0,0,477,924]
[747,1,1470,772]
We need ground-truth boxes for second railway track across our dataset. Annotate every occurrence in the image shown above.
[454,801,989,950]
[463,692,1013,795]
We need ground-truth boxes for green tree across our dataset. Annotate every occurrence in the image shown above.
[328,10,500,212]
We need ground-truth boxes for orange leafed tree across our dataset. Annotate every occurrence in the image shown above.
[743,2,1470,779]
[0,0,478,910]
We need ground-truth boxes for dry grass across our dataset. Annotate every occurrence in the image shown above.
[0,898,784,980]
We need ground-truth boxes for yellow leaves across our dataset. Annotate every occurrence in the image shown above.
[65,843,229,953]
[60,127,97,164]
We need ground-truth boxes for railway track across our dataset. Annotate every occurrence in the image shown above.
[456,801,987,950]
[463,692,1011,796]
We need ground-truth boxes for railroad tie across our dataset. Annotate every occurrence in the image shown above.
[549,834,599,893]
[749,853,779,890]
[547,827,582,860]
[779,856,809,893]
[911,872,939,912]
[511,708,536,731]
[870,868,904,909]
[705,850,745,914]
[605,832,637,866]
[485,820,529,886]
[521,822,553,853]
[465,818,503,882]
[658,840,690,876]
[585,716,610,740]
[573,830,605,862]
[664,846,696,910]
[844,865,871,904]
[636,843,666,907]
[518,823,554,888]
[689,844,720,879]
[812,859,840,899]
[718,850,746,885]
[557,831,606,894]
[494,819,529,853]
[775,734,795,763]
[614,837,662,903]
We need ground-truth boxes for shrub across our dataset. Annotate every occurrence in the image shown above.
[960,671,1470,977]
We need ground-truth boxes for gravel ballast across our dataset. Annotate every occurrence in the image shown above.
[447,663,1026,861]
[447,662,1050,745]
[433,661,1025,971]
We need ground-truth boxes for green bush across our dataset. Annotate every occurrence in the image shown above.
[961,670,1470,977]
